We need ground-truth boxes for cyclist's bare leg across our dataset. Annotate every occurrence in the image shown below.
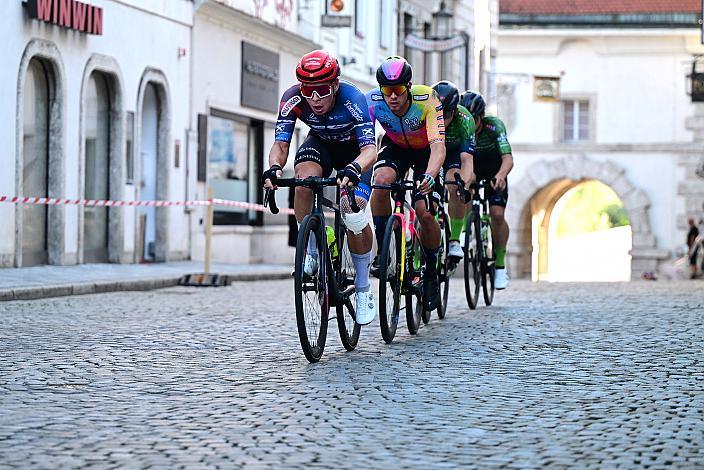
[445,168,466,221]
[445,168,468,244]
[294,162,323,223]
[347,226,372,254]
[490,205,509,271]
[415,199,441,248]
[370,167,395,216]
[489,205,509,249]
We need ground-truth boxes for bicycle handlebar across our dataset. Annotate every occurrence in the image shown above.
[263,176,360,214]
[372,180,436,216]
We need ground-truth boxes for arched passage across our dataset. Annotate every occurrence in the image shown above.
[79,54,125,264]
[508,155,659,280]
[135,68,171,262]
[15,39,66,267]
[529,180,632,281]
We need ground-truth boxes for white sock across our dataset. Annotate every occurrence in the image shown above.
[351,249,373,291]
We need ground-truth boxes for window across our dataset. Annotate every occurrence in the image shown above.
[354,0,364,37]
[206,110,264,226]
[562,100,590,142]
[379,0,391,49]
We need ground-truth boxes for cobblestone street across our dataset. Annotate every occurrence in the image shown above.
[1,279,702,468]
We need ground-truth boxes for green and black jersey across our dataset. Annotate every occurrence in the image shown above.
[474,115,512,179]
[444,105,476,155]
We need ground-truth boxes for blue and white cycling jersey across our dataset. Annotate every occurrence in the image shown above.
[274,80,376,149]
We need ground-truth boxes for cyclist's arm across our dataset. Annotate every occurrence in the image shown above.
[268,140,290,170]
[492,153,513,191]
[426,141,446,179]
[425,93,446,178]
[354,144,377,174]
[497,153,513,179]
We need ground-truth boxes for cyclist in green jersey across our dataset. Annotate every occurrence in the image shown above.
[432,81,476,260]
[460,90,514,290]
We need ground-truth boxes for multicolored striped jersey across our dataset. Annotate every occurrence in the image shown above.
[274,80,376,149]
[474,116,512,178]
[444,105,476,155]
[365,84,445,150]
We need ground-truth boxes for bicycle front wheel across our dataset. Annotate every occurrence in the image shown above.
[378,216,402,344]
[335,228,361,351]
[463,213,480,310]
[294,214,329,363]
[406,236,423,335]
[437,211,451,320]
[481,217,495,307]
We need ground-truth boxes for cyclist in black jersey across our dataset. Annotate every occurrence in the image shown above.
[460,90,514,289]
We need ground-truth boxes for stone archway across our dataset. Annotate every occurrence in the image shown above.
[135,68,171,262]
[78,54,125,264]
[507,154,664,280]
[15,39,66,267]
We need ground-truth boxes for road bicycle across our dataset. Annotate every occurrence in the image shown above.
[449,174,496,309]
[372,179,444,343]
[265,177,361,363]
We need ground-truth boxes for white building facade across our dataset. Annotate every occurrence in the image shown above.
[1,0,193,267]
[190,0,318,265]
[397,0,498,93]
[496,5,704,279]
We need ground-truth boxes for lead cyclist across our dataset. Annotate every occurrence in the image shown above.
[262,50,378,324]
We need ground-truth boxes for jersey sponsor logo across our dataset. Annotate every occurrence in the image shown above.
[413,94,429,101]
[344,99,365,122]
[280,96,301,117]
[361,128,375,139]
[275,124,287,134]
[403,116,423,131]
[371,94,385,101]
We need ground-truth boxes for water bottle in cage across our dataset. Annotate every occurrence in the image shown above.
[326,226,338,260]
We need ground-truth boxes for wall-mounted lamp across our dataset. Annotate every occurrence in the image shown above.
[342,56,356,66]
[686,55,704,102]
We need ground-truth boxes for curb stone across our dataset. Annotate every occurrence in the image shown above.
[0,271,291,302]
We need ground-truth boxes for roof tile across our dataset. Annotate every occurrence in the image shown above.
[500,0,701,15]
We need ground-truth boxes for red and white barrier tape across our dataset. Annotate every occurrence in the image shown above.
[0,195,295,215]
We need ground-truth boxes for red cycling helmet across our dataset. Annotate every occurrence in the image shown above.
[296,50,341,84]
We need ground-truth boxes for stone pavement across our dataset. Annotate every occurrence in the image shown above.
[0,261,291,302]
[0,279,702,468]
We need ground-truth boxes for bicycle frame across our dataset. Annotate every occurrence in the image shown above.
[265,177,360,307]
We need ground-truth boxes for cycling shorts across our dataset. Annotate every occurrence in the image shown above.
[294,133,372,200]
[373,134,444,205]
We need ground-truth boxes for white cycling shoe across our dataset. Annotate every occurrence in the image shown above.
[494,268,509,290]
[448,241,464,259]
[355,289,377,325]
[303,252,319,277]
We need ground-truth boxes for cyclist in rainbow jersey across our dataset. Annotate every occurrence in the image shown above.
[366,56,446,311]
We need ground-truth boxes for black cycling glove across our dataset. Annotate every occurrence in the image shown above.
[262,164,282,185]
[336,162,362,186]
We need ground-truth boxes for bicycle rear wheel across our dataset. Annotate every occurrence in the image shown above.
[335,229,361,351]
[294,215,329,363]
[481,217,495,306]
[406,236,423,335]
[437,211,451,320]
[378,216,402,344]
[464,213,480,310]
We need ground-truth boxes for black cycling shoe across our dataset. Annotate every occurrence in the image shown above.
[423,270,440,311]
[370,255,381,279]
